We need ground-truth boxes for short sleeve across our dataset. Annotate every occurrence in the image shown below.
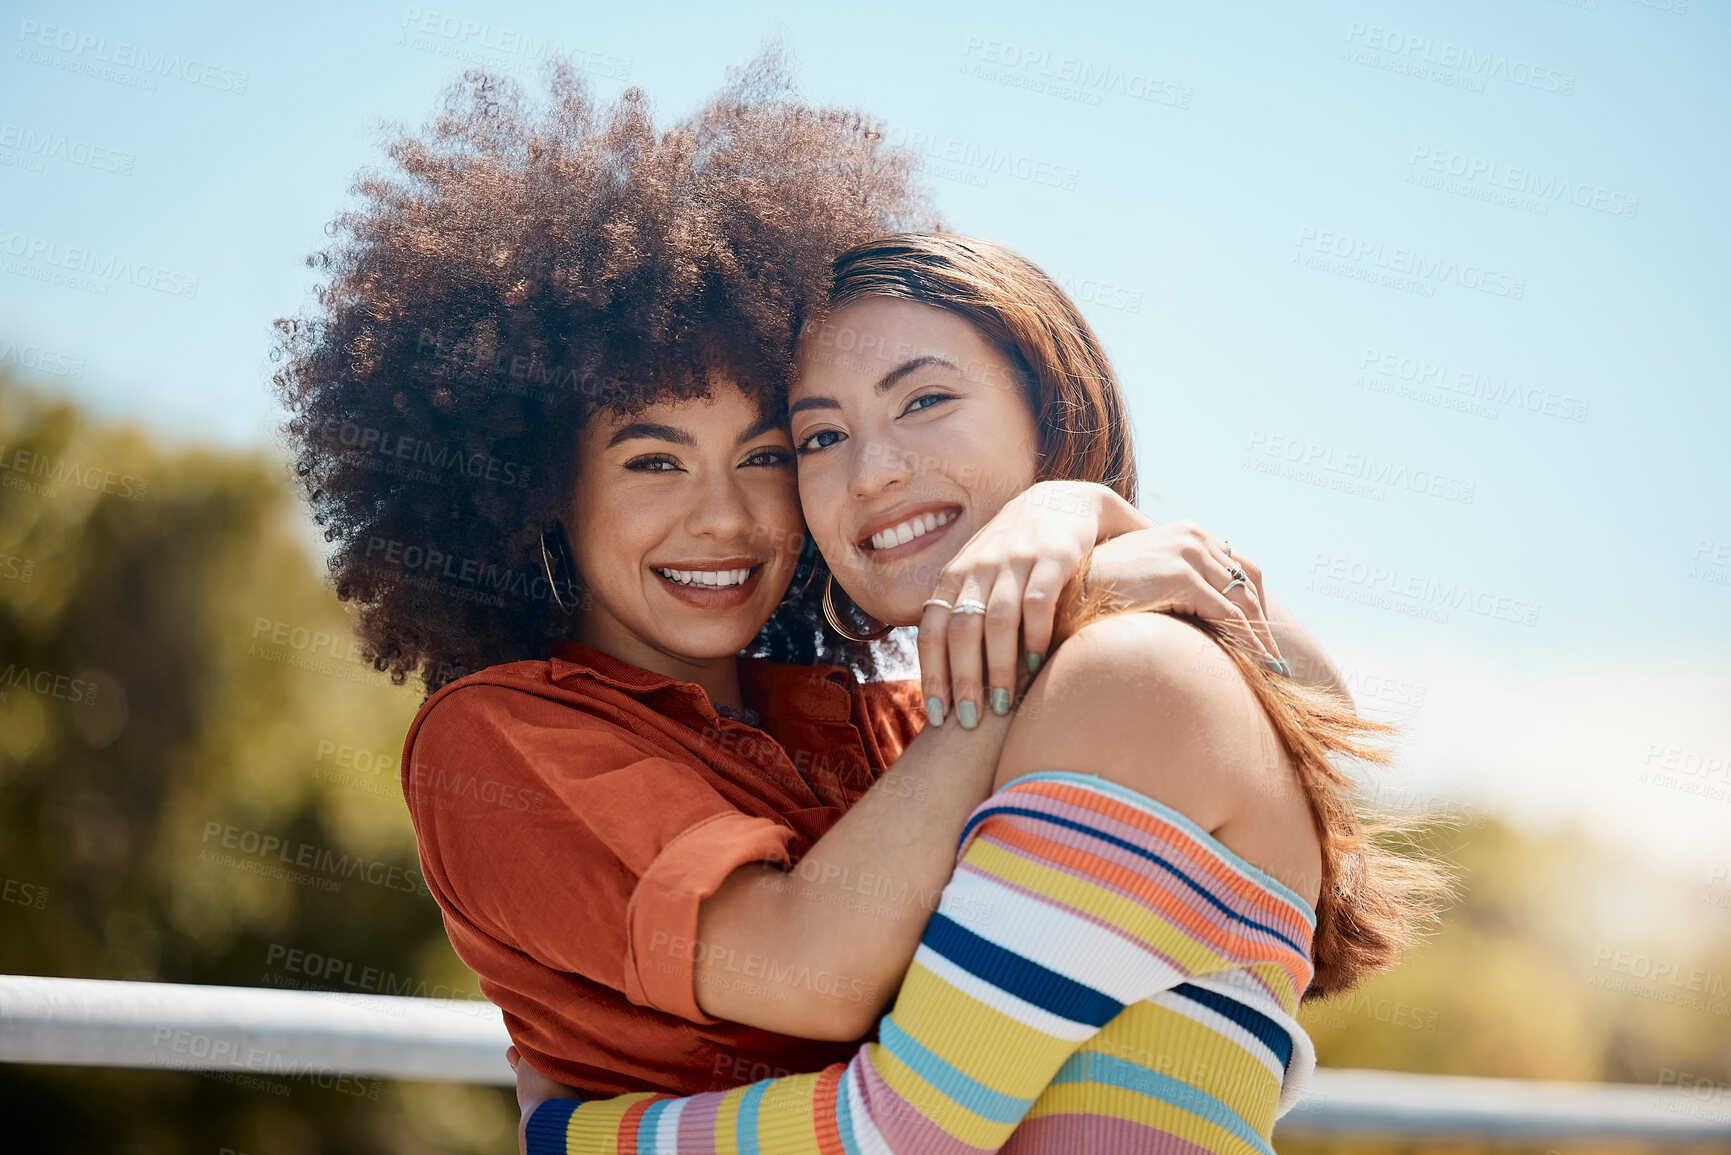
[404,684,797,1023]
[854,677,926,767]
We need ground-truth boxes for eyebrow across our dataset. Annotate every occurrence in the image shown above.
[606,414,786,449]
[607,422,694,448]
[788,355,960,417]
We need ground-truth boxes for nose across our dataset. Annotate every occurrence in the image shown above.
[847,434,915,503]
[684,471,756,541]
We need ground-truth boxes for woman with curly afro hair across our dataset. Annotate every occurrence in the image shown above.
[277,49,1443,1155]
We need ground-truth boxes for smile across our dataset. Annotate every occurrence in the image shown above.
[864,510,959,551]
[653,566,755,588]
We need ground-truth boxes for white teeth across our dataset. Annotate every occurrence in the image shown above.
[868,510,957,551]
[655,567,751,588]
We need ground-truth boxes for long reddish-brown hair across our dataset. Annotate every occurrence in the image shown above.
[825,232,1452,999]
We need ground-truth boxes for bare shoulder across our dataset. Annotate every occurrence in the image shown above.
[997,613,1321,904]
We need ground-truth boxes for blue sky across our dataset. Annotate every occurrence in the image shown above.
[2,0,1727,864]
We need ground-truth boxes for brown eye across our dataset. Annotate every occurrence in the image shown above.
[626,454,682,472]
[744,447,793,467]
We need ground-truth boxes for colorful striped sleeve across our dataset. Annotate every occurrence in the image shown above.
[525,771,1314,1155]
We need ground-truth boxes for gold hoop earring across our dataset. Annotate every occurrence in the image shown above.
[822,575,893,642]
[539,522,578,616]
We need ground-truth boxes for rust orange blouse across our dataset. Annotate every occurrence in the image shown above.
[399,640,924,1097]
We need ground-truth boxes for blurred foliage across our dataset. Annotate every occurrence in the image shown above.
[0,372,515,1153]
[1,371,1726,1153]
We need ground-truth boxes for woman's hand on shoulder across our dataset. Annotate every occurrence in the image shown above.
[919,481,1146,729]
[1085,522,1285,672]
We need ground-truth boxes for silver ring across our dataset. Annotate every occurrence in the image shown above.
[922,598,954,612]
[1226,563,1247,584]
[1223,541,1233,558]
[952,599,988,615]
[1221,577,1248,597]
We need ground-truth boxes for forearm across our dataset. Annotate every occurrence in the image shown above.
[527,773,1240,1155]
[694,709,1012,1037]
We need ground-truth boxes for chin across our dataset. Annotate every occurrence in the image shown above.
[847,584,926,631]
[675,621,769,659]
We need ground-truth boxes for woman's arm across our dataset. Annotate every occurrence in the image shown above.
[691,489,1340,1040]
[521,620,1319,1154]
[1087,529,1353,703]
[915,483,1298,723]
[691,705,1014,1038]
[522,749,1301,1154]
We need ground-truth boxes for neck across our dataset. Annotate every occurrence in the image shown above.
[571,616,744,711]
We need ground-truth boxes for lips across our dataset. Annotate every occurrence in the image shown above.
[864,509,960,551]
[648,559,768,609]
[853,502,965,567]
[653,566,754,589]
[856,503,963,550]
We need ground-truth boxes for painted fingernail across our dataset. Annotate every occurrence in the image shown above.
[1264,656,1291,678]
[1026,651,1044,674]
[957,700,979,730]
[925,696,946,727]
[991,687,1011,716]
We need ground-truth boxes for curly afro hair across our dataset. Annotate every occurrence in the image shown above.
[272,48,937,696]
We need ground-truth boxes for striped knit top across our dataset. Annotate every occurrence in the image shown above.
[526,770,1317,1154]
[991,772,1318,1154]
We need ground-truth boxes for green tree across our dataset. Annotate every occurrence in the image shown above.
[0,372,514,1154]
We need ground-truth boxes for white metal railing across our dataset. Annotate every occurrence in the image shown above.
[2,975,1728,1143]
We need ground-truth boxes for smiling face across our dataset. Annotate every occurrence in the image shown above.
[791,296,1041,627]
[566,382,801,677]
